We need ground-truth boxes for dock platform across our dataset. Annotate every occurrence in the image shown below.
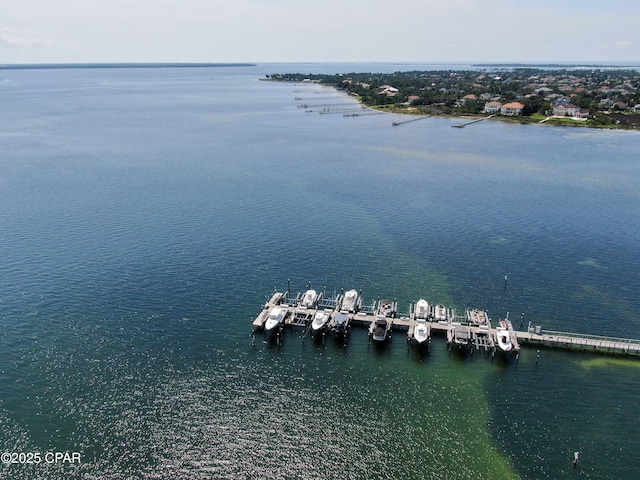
[253,288,640,359]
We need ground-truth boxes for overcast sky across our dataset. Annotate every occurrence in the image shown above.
[1,0,639,64]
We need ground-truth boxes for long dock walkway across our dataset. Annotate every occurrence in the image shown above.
[392,115,431,126]
[452,113,496,128]
[253,289,640,359]
[516,328,640,356]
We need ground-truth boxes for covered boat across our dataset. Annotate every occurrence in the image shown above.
[330,312,349,338]
[371,315,391,343]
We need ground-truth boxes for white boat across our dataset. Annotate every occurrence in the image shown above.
[311,309,331,332]
[415,299,430,319]
[300,289,318,308]
[371,315,391,343]
[496,321,512,352]
[413,318,430,344]
[434,304,447,322]
[341,289,359,313]
[264,306,287,332]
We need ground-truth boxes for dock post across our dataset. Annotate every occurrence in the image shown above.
[520,313,525,329]
[536,349,540,365]
[287,279,290,295]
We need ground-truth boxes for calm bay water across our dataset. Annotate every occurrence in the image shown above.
[1,64,639,479]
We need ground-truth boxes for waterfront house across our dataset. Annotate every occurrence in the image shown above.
[483,101,502,114]
[552,102,581,117]
[500,102,525,116]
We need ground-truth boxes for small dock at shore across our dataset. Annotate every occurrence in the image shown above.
[252,285,640,359]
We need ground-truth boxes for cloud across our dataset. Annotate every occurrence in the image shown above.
[616,40,632,47]
[0,27,53,49]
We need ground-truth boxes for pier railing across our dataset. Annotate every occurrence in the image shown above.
[517,328,640,355]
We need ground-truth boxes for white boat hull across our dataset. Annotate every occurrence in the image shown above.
[413,319,429,344]
[264,307,287,332]
[311,311,330,332]
[415,299,430,319]
[341,289,359,313]
[496,328,512,352]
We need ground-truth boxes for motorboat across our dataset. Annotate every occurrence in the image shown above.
[300,289,318,309]
[467,309,488,325]
[434,304,447,322]
[496,321,512,352]
[414,299,430,319]
[264,306,287,332]
[330,312,349,337]
[377,299,397,318]
[371,315,391,343]
[413,318,430,345]
[341,289,359,313]
[311,309,331,332]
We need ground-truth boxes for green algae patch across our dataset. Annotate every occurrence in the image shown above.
[580,357,640,370]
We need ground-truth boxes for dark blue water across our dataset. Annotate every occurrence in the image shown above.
[0,64,639,479]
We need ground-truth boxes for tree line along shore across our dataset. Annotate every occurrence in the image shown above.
[266,68,640,129]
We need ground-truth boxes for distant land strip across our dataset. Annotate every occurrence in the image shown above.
[0,63,256,70]
[473,63,640,69]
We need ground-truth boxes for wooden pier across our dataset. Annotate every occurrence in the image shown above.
[253,288,640,359]
[451,113,495,128]
[392,114,431,126]
[516,328,640,356]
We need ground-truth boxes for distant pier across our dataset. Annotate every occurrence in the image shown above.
[392,115,431,126]
[252,286,640,359]
[452,114,496,128]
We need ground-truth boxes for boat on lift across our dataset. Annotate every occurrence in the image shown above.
[414,299,430,319]
[300,289,318,308]
[341,289,359,313]
[264,306,287,333]
[434,304,447,322]
[371,315,391,343]
[413,318,430,345]
[330,312,349,338]
[311,309,331,333]
[496,320,513,352]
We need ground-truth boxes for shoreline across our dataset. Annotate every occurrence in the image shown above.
[358,98,639,130]
[265,67,640,131]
